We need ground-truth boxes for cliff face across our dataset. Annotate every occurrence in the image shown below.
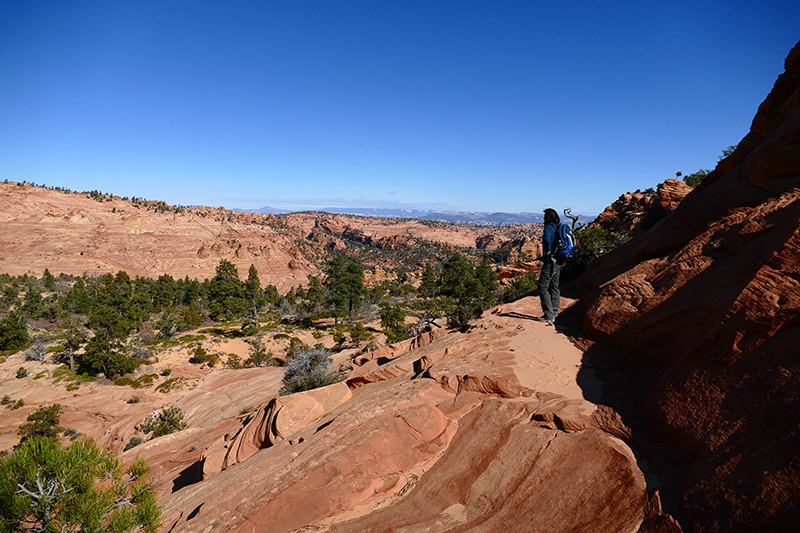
[577,41,800,532]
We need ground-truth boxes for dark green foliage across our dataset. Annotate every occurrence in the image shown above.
[348,322,370,346]
[88,304,131,340]
[0,437,160,533]
[324,255,365,321]
[124,436,144,451]
[245,264,267,320]
[683,169,711,188]
[440,253,497,330]
[245,338,277,367]
[17,404,64,443]
[280,347,343,395]
[42,269,56,290]
[418,264,439,298]
[140,406,188,437]
[380,303,409,344]
[21,286,44,319]
[154,308,177,339]
[78,338,136,379]
[207,260,247,320]
[1,311,29,352]
[189,345,219,367]
[501,269,538,303]
[62,278,91,314]
[1,284,20,308]
[16,367,28,379]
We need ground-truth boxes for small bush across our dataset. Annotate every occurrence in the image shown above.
[12,399,25,410]
[155,378,182,394]
[226,353,243,369]
[16,367,28,379]
[140,406,187,437]
[189,345,219,367]
[280,347,343,395]
[1,395,11,405]
[124,435,144,451]
[161,368,172,376]
[245,338,277,367]
[128,396,141,404]
[18,404,64,442]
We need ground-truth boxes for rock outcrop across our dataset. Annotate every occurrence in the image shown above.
[124,297,677,533]
[576,40,800,532]
[591,178,693,239]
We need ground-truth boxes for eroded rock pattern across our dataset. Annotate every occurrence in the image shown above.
[126,297,675,533]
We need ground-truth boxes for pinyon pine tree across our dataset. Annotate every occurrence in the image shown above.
[0,437,161,533]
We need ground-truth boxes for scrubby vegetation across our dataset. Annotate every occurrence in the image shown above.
[140,406,188,438]
[280,347,343,395]
[0,437,160,533]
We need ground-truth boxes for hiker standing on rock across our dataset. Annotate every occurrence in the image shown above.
[537,208,562,323]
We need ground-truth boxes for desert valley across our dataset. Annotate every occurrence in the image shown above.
[1,40,799,533]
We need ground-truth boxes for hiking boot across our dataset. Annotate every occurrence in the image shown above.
[535,316,555,323]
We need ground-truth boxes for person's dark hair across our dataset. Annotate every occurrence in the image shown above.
[544,208,560,225]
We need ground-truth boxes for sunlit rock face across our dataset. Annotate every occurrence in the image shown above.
[578,40,800,532]
[125,296,678,533]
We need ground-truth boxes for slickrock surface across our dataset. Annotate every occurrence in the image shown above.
[116,296,678,533]
[576,40,800,532]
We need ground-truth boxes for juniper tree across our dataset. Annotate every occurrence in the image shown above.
[324,255,364,322]
[0,311,29,352]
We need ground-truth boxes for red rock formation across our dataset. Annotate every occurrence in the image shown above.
[576,40,800,532]
[120,297,677,532]
[592,179,692,238]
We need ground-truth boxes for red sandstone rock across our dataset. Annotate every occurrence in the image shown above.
[578,40,800,532]
[119,297,674,532]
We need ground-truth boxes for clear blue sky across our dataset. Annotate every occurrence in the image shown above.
[1,1,798,215]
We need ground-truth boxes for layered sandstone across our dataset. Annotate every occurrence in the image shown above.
[120,297,677,533]
[576,40,800,532]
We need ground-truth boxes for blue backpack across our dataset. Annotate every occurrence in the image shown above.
[554,223,576,261]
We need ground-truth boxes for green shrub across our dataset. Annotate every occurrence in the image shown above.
[17,404,64,443]
[155,378,182,394]
[189,345,219,367]
[501,269,538,303]
[225,353,242,369]
[123,436,144,451]
[12,399,25,410]
[140,406,187,438]
[128,395,141,404]
[245,338,277,367]
[16,367,28,379]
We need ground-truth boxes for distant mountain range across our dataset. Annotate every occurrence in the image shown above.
[236,206,553,225]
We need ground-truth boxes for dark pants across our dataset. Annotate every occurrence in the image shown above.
[538,259,561,319]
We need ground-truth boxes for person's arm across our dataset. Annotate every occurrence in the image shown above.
[542,223,556,257]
